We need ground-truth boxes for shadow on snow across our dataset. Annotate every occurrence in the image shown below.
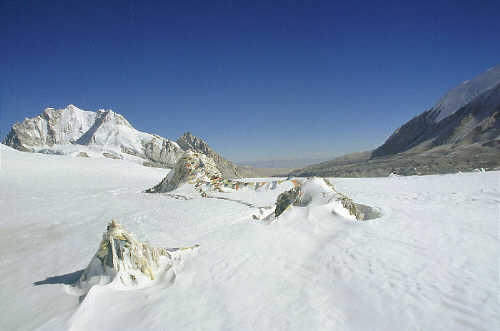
[33,269,83,286]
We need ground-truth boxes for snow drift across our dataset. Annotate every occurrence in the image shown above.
[2,145,498,330]
[254,177,366,221]
[73,220,199,298]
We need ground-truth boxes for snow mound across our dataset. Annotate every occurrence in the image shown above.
[145,153,376,221]
[73,220,199,297]
[145,150,223,195]
[254,177,366,221]
[146,155,374,221]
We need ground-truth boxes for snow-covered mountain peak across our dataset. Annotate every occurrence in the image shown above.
[4,106,253,176]
[94,108,133,128]
[431,64,500,122]
[42,104,87,115]
[3,105,184,167]
[3,105,97,149]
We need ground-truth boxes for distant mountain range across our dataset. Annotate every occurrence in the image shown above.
[2,105,256,178]
[291,65,500,177]
[5,65,499,178]
[237,157,330,169]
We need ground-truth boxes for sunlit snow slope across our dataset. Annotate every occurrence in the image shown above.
[432,65,500,122]
[0,144,498,331]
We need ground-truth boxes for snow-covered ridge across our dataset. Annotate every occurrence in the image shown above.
[2,105,253,176]
[2,104,184,167]
[13,105,97,146]
[431,64,500,122]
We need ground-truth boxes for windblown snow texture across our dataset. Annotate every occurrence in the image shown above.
[1,145,498,330]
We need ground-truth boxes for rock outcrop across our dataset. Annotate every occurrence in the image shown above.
[176,132,254,178]
[254,177,371,221]
[145,150,223,194]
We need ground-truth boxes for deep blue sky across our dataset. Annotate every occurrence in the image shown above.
[2,0,499,162]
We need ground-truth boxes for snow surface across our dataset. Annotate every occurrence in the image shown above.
[0,144,499,331]
[432,64,500,122]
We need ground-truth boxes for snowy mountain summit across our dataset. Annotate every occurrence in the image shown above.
[3,104,184,167]
[4,105,97,148]
[431,65,500,122]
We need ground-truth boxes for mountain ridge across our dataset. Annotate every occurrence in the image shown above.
[373,80,500,158]
[430,65,500,122]
[2,105,255,178]
[291,66,500,177]
[176,132,259,178]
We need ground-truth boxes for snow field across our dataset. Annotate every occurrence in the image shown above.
[0,145,498,330]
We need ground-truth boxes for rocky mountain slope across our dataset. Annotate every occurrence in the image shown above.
[176,132,257,178]
[292,65,500,177]
[430,65,500,122]
[3,105,254,177]
[373,69,500,157]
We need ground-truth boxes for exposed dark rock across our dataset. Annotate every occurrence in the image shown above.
[275,187,302,217]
